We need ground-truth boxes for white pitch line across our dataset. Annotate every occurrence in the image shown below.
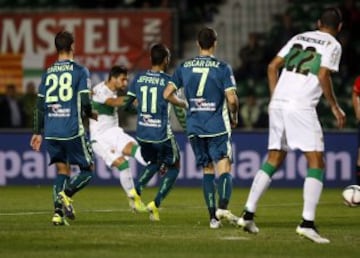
[0,208,129,216]
[0,202,337,217]
[219,236,251,241]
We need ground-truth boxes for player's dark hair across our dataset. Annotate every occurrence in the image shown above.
[108,65,127,80]
[197,27,217,50]
[320,7,342,29]
[151,43,170,66]
[55,31,74,53]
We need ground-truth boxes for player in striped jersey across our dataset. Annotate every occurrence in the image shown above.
[237,8,346,243]
[125,43,185,221]
[90,66,147,212]
[163,27,239,229]
[30,31,96,225]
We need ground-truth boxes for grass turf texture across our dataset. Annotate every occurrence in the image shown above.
[0,186,359,258]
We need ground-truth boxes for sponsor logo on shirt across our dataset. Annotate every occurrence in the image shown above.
[48,104,71,117]
[190,98,216,112]
[139,113,162,128]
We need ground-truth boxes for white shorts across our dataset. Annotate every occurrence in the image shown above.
[268,107,324,152]
[92,127,137,167]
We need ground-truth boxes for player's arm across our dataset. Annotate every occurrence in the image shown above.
[163,82,188,109]
[80,91,97,120]
[79,68,97,120]
[318,67,345,128]
[30,95,45,151]
[225,88,239,128]
[267,56,284,96]
[105,96,126,107]
[122,95,138,114]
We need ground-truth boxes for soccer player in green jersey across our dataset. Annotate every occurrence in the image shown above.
[237,8,346,243]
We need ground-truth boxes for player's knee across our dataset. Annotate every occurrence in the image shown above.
[173,160,180,169]
[112,156,127,167]
[163,160,180,169]
[158,160,180,176]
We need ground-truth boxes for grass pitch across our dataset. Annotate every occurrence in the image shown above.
[0,186,359,258]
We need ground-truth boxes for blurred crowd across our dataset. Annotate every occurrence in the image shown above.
[0,82,37,129]
[234,0,360,129]
[1,0,359,130]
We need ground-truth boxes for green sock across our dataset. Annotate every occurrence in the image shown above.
[217,173,232,209]
[154,167,179,207]
[261,162,277,177]
[53,174,69,211]
[117,160,129,171]
[65,169,93,197]
[203,174,216,218]
[307,168,324,181]
[136,163,159,194]
[130,145,139,157]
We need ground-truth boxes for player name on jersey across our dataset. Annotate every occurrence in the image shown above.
[47,64,74,73]
[183,59,220,68]
[136,75,166,86]
[296,35,327,45]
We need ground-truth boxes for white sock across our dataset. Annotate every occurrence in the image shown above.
[245,171,272,213]
[302,177,323,221]
[119,168,135,196]
[134,147,147,166]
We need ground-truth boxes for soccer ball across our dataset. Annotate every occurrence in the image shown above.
[342,185,360,207]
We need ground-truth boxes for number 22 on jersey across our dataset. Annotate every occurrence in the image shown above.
[284,43,321,76]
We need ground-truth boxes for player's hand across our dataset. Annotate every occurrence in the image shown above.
[30,134,42,151]
[230,112,238,128]
[331,105,346,129]
[90,111,98,121]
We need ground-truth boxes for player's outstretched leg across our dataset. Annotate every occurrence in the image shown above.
[130,145,147,166]
[129,188,147,213]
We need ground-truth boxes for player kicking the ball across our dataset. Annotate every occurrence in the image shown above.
[237,7,346,243]
[90,66,147,212]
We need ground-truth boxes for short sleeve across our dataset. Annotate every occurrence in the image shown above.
[169,66,183,89]
[79,67,91,92]
[127,74,138,97]
[222,63,237,91]
[38,73,46,97]
[321,43,342,72]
